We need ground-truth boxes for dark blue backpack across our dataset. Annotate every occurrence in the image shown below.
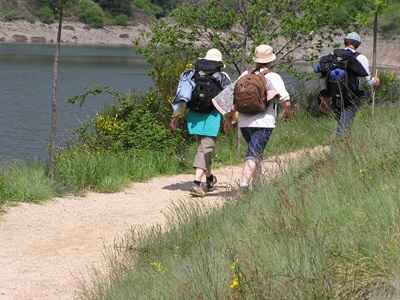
[318,49,369,105]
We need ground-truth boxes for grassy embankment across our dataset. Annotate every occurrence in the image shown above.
[0,113,334,206]
[79,106,400,300]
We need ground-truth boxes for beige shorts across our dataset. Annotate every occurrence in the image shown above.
[193,136,216,173]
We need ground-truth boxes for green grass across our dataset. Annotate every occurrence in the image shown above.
[79,107,400,300]
[0,112,333,206]
[0,162,55,206]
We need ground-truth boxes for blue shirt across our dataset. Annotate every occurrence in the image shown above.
[187,110,222,137]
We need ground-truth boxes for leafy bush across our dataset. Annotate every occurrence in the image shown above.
[374,70,400,104]
[380,3,400,37]
[133,0,163,17]
[1,9,19,22]
[95,0,132,17]
[79,0,105,28]
[113,14,128,26]
[69,88,185,153]
[37,5,55,24]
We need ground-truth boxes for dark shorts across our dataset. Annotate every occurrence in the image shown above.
[240,127,273,161]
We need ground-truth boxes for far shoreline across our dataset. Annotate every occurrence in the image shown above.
[0,41,134,49]
[0,20,149,48]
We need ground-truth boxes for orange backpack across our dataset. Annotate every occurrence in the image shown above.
[233,69,270,114]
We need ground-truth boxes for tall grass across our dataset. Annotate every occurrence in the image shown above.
[0,112,333,205]
[0,162,55,205]
[80,107,400,300]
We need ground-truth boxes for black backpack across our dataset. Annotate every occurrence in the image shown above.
[187,59,223,114]
[319,49,368,105]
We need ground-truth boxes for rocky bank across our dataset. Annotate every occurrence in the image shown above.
[0,20,149,47]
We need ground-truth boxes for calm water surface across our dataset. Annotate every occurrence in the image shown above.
[0,44,152,161]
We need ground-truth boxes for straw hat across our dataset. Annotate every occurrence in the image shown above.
[203,48,223,62]
[253,44,276,64]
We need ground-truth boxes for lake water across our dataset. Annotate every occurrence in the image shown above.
[0,44,152,161]
[0,44,303,163]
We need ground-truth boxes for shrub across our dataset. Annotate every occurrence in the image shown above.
[113,14,128,26]
[69,88,185,153]
[79,0,105,28]
[133,0,163,17]
[95,0,132,17]
[1,9,19,22]
[374,70,400,104]
[37,6,55,24]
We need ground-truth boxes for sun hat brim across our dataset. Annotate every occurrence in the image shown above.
[253,53,276,64]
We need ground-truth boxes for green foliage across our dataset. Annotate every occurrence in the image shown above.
[0,9,19,21]
[69,87,185,153]
[37,5,55,24]
[113,14,128,26]
[95,0,132,17]
[55,148,184,192]
[374,70,400,104]
[78,107,400,300]
[0,162,54,204]
[79,0,105,28]
[137,0,383,102]
[380,2,400,36]
[133,0,163,17]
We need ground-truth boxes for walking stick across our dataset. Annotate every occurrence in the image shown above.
[371,10,378,116]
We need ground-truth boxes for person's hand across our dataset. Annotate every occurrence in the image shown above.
[372,76,380,89]
[280,101,292,121]
[169,118,178,133]
[223,111,235,134]
[319,96,329,114]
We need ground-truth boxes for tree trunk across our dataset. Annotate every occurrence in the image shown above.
[48,0,64,179]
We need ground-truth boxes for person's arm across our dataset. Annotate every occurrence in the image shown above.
[357,55,380,88]
[267,73,291,119]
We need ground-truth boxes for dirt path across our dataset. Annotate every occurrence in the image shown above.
[0,147,326,300]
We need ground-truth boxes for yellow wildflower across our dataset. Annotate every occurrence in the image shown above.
[229,276,240,289]
[150,261,166,273]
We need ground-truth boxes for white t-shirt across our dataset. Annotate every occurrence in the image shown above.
[238,70,290,128]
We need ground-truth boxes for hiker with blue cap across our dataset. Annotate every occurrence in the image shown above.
[316,32,380,136]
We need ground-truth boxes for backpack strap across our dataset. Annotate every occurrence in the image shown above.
[259,69,270,76]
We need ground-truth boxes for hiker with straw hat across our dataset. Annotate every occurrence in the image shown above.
[170,48,231,197]
[233,44,291,192]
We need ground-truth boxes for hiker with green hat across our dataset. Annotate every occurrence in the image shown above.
[318,32,380,136]
[170,48,231,197]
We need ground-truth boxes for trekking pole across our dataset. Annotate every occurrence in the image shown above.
[371,69,378,116]
[371,9,378,116]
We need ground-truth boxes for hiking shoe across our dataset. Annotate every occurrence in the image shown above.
[190,183,207,197]
[206,175,217,191]
[239,185,250,195]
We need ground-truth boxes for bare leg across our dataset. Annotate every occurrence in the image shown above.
[195,168,205,182]
[240,159,257,187]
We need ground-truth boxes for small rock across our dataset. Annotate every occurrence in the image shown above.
[63,25,75,31]
[12,34,28,43]
[31,36,47,43]
[83,25,91,31]
[119,33,129,39]
[72,36,78,40]
[0,37,5,42]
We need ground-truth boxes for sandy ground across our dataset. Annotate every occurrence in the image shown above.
[0,146,327,300]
